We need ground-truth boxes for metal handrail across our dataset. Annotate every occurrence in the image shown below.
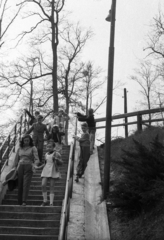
[58,140,75,240]
[0,111,28,178]
[58,117,77,240]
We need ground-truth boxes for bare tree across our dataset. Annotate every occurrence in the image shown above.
[81,61,105,114]
[16,0,66,112]
[0,0,24,49]
[144,10,164,61]
[130,60,160,125]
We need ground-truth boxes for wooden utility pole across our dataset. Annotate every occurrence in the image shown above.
[103,0,117,200]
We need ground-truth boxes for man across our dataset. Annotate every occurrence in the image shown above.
[76,108,96,154]
[24,109,40,126]
[26,115,49,163]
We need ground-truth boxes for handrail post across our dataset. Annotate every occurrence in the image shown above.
[7,135,10,164]
[137,114,142,132]
[0,147,2,178]
[124,88,128,138]
[19,115,23,138]
[13,124,17,152]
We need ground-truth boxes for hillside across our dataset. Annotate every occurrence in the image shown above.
[98,126,164,240]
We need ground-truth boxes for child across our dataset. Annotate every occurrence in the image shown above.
[73,122,90,182]
[40,141,63,206]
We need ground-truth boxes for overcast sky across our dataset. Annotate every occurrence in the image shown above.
[65,0,163,111]
[64,0,164,138]
[1,0,164,138]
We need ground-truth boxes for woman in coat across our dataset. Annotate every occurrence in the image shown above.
[15,134,39,206]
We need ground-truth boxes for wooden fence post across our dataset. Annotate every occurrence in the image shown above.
[137,114,142,132]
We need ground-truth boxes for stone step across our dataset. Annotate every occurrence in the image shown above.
[0,234,58,240]
[0,219,60,228]
[30,181,66,186]
[0,205,61,213]
[33,172,67,177]
[0,226,59,235]
[7,190,65,196]
[0,211,60,220]
[2,199,62,206]
[31,176,67,181]
[4,194,64,201]
[17,185,65,190]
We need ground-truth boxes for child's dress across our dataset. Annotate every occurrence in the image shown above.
[41,151,61,179]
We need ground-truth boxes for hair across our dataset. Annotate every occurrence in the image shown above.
[81,122,88,128]
[20,134,34,148]
[88,108,94,114]
[35,111,40,115]
[52,125,59,133]
[47,139,56,148]
[37,115,43,119]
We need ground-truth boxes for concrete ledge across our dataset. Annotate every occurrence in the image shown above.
[67,145,85,240]
[68,145,110,240]
[84,148,110,240]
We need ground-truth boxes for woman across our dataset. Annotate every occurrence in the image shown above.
[15,134,39,206]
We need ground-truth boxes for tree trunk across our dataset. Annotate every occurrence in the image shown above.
[51,0,58,112]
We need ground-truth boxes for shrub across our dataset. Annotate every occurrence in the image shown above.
[110,135,164,217]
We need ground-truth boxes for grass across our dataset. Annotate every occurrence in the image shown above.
[97,126,164,240]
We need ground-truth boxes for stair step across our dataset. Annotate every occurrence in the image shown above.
[0,226,59,235]
[2,199,62,206]
[33,173,67,177]
[0,234,58,240]
[0,205,61,213]
[4,194,64,201]
[7,190,65,196]
[0,211,60,220]
[31,176,67,181]
[30,180,66,186]
[0,219,60,228]
[18,185,65,190]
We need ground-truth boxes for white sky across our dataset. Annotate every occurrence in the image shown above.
[65,0,164,139]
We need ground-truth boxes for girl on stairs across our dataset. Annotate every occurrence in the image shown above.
[40,141,63,206]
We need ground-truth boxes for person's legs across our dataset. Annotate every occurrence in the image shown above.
[41,177,48,206]
[49,178,56,206]
[22,164,33,204]
[17,164,24,205]
[37,138,44,162]
[93,131,96,149]
[89,131,94,154]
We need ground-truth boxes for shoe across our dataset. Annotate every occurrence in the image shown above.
[22,202,26,206]
[50,203,54,206]
[41,201,48,206]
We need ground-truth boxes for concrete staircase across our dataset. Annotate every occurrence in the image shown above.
[0,145,70,240]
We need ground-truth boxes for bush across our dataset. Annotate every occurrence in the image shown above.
[110,135,164,217]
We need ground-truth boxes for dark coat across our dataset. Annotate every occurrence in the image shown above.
[77,112,96,133]
[25,110,37,125]
[48,132,65,144]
